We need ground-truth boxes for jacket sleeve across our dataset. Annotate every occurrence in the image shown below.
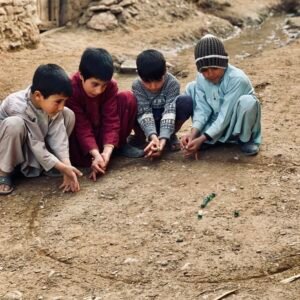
[205,77,249,141]
[159,79,180,139]
[46,110,71,161]
[100,82,120,146]
[133,80,157,139]
[67,90,99,155]
[185,79,212,132]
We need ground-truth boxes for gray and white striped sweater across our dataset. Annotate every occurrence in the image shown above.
[132,72,180,139]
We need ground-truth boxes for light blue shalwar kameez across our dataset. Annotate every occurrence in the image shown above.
[185,64,261,144]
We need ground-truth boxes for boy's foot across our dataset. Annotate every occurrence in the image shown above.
[167,134,181,152]
[0,175,14,195]
[240,141,260,156]
[116,143,144,158]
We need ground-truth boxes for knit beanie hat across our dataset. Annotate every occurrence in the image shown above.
[194,34,229,71]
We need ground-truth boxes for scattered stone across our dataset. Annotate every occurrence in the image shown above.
[158,260,168,266]
[48,270,56,279]
[89,5,110,12]
[286,16,300,30]
[110,5,124,15]
[120,0,136,7]
[87,12,118,31]
[120,59,137,73]
[124,257,139,264]
[197,209,204,219]
[180,262,191,270]
[3,291,23,300]
[102,0,119,5]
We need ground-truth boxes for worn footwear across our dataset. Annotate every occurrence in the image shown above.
[167,134,181,152]
[240,141,260,156]
[0,175,14,195]
[117,143,144,158]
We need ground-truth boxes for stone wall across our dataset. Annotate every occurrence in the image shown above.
[0,0,40,51]
[63,0,91,24]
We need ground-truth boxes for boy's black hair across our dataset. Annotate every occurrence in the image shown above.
[136,49,167,82]
[79,48,114,81]
[31,64,72,98]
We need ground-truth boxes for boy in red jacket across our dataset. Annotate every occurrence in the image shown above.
[66,48,143,181]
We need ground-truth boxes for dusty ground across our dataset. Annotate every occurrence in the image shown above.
[0,0,300,299]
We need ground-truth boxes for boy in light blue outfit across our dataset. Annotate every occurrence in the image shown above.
[180,34,261,158]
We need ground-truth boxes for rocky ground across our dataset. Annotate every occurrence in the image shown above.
[0,0,300,299]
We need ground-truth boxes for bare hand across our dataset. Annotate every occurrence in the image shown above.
[180,134,192,150]
[59,166,82,192]
[182,138,202,160]
[144,136,161,159]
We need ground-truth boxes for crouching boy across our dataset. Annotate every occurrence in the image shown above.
[181,34,262,159]
[0,64,82,195]
[131,49,192,159]
[66,48,143,182]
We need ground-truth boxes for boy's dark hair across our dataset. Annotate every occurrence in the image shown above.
[136,49,166,82]
[79,47,114,81]
[31,64,72,98]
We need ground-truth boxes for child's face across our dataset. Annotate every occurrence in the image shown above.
[32,92,67,117]
[200,68,225,84]
[142,77,165,93]
[80,75,108,98]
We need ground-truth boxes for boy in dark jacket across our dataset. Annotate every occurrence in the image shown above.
[66,48,143,182]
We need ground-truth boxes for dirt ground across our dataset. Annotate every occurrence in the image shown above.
[0,1,300,299]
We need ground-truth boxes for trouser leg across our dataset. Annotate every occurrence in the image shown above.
[175,95,193,132]
[233,95,261,143]
[0,116,27,173]
[116,91,137,147]
[62,107,75,137]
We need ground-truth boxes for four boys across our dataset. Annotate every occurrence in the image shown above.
[0,35,262,194]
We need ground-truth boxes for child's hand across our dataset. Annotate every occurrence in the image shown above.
[180,133,192,149]
[91,154,106,173]
[183,139,201,160]
[89,154,106,181]
[182,134,207,160]
[59,165,82,192]
[144,135,161,158]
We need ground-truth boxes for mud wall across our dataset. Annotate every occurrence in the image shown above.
[0,0,40,51]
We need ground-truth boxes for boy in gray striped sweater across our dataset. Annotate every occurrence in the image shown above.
[131,49,192,159]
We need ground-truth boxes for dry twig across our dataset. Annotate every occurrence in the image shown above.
[281,273,300,284]
[213,289,238,300]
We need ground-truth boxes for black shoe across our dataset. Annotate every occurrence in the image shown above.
[127,134,146,148]
[167,134,181,152]
[116,143,144,158]
[240,141,260,156]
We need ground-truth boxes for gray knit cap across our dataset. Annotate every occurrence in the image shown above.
[194,34,229,71]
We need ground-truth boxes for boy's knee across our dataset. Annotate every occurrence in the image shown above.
[2,116,26,136]
[117,91,137,110]
[238,95,258,113]
[176,95,193,120]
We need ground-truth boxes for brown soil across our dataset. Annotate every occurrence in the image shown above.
[0,1,300,299]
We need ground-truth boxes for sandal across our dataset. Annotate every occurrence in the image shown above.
[167,134,181,152]
[0,175,14,195]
